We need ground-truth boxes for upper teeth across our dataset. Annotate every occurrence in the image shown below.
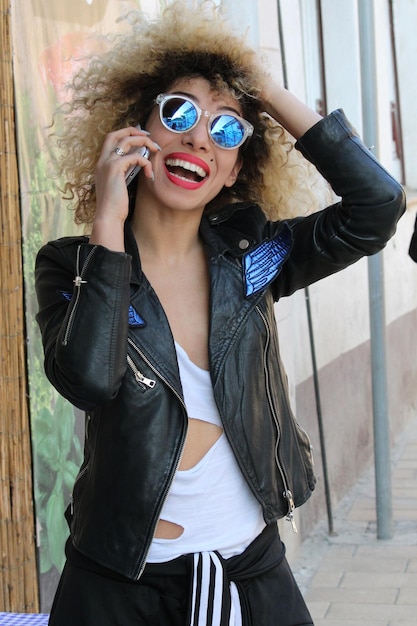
[165,158,207,178]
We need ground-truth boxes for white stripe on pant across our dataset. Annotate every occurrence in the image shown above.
[190,552,243,626]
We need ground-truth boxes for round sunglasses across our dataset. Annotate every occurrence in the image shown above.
[155,93,254,150]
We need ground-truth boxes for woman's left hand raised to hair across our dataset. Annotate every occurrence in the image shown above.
[259,77,322,139]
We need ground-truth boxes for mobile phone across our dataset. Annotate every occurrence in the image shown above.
[125,126,150,185]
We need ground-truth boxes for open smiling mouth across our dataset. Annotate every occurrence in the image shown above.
[165,157,207,184]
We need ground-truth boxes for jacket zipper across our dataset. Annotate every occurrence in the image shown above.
[256,305,298,533]
[127,336,187,578]
[62,245,98,346]
[126,354,156,389]
[204,255,297,528]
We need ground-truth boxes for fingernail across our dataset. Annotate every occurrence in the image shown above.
[150,172,155,182]
[153,142,162,151]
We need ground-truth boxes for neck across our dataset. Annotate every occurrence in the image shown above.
[131,203,205,266]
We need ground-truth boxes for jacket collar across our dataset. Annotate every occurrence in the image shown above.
[201,201,269,257]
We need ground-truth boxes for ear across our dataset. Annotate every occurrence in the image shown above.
[224,157,242,188]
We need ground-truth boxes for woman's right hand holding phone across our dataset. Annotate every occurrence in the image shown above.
[90,126,159,251]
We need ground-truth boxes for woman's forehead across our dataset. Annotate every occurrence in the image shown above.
[166,76,241,110]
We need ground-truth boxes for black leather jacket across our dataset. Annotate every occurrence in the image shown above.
[35,110,405,580]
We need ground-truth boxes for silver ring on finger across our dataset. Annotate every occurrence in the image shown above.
[114,146,125,156]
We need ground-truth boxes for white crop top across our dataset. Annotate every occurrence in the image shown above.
[174,342,221,425]
[146,343,265,563]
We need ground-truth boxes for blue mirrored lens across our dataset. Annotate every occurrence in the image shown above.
[210,115,245,148]
[161,98,198,131]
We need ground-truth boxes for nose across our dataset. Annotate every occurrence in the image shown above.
[182,113,211,151]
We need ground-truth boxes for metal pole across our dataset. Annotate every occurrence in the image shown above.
[305,287,335,536]
[358,0,393,540]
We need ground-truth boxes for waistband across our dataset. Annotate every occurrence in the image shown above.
[66,523,285,626]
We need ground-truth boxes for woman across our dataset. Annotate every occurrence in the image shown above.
[35,2,405,624]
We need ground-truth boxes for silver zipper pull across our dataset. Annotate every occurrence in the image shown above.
[287,511,298,533]
[73,275,87,287]
[283,490,298,533]
[127,354,156,389]
[134,370,156,389]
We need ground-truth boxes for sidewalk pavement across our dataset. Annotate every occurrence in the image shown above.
[291,416,417,626]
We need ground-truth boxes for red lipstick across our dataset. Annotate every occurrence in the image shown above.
[164,152,210,189]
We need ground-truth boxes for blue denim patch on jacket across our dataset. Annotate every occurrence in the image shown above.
[128,305,146,327]
[243,229,291,296]
[59,290,73,301]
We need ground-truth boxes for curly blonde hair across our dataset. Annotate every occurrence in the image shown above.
[54,0,315,226]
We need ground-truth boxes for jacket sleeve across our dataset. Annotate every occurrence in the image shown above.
[35,238,132,410]
[272,109,406,298]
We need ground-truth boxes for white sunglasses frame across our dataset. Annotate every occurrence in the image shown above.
[155,93,254,150]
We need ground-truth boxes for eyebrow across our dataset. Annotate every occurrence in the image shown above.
[170,91,242,116]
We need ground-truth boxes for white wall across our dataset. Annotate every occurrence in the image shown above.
[321,0,363,129]
[373,0,402,181]
[392,0,417,189]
